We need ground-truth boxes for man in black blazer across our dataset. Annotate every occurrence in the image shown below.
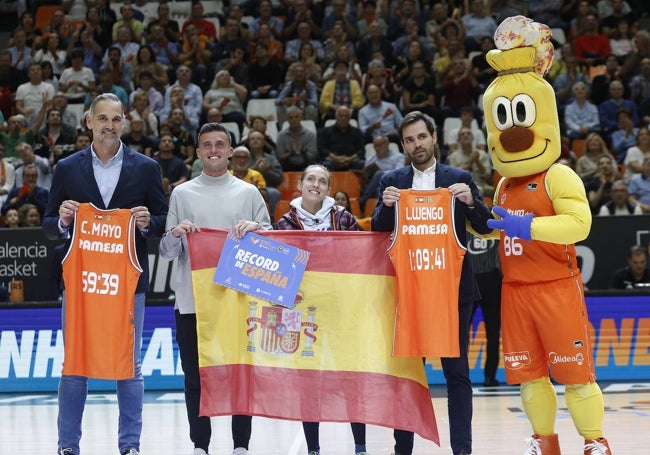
[371,111,492,455]
[43,93,168,455]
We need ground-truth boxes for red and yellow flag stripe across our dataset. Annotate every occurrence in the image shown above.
[189,229,439,444]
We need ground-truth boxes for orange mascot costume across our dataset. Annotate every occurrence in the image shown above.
[483,16,612,455]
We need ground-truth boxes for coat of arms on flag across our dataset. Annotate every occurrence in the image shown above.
[246,301,318,356]
[188,229,439,445]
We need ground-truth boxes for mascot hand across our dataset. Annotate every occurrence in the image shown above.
[487,206,534,241]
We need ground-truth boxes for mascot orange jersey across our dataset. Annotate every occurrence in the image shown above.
[481,16,611,455]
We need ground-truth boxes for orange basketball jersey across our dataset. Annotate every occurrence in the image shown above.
[62,203,142,379]
[388,189,466,357]
[496,170,580,283]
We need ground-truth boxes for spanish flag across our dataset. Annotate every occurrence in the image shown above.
[188,229,439,444]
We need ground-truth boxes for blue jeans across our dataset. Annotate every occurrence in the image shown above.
[57,293,145,454]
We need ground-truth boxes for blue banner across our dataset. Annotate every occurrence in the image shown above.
[0,295,649,392]
[0,304,182,392]
[427,294,650,384]
[212,232,310,308]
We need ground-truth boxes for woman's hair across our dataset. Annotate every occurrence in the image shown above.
[19,11,33,25]
[40,60,54,75]
[300,164,331,185]
[86,5,99,20]
[584,132,609,154]
[44,33,64,50]
[18,203,39,227]
[211,70,231,89]
[333,190,351,209]
[136,44,154,64]
[299,41,314,56]
[636,126,650,143]
[133,91,149,105]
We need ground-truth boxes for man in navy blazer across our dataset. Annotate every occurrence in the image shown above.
[42,93,168,455]
[372,111,492,455]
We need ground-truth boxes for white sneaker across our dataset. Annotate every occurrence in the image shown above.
[584,438,610,454]
[192,449,208,455]
[232,448,249,455]
[523,436,542,455]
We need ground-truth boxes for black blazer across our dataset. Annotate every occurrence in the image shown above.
[43,145,169,294]
[371,163,493,303]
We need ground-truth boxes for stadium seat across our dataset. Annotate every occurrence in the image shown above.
[67,103,85,127]
[551,27,567,45]
[443,117,480,146]
[35,5,64,32]
[442,117,461,146]
[571,139,587,158]
[246,99,278,123]
[221,122,240,143]
[364,198,378,217]
[348,198,362,218]
[273,200,291,222]
[278,171,302,200]
[330,171,361,199]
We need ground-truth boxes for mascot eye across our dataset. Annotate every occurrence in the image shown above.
[511,94,536,127]
[491,96,513,130]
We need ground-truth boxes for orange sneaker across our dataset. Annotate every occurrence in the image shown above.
[523,433,562,455]
[584,438,611,455]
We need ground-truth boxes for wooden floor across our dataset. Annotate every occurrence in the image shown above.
[2,382,649,454]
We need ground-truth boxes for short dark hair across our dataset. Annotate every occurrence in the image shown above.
[616,107,632,119]
[197,122,231,146]
[139,70,154,80]
[398,111,436,140]
[629,245,648,258]
[160,131,175,141]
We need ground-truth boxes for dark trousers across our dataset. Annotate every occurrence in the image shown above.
[175,310,252,451]
[472,270,502,381]
[302,421,365,452]
[394,300,473,455]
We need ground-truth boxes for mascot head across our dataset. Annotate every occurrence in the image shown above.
[483,16,559,178]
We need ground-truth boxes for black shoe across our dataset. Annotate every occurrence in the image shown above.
[58,449,75,455]
[483,378,500,387]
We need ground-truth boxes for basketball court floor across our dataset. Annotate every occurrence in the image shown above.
[2,382,648,454]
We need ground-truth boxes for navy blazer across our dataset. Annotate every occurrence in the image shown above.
[42,145,169,294]
[371,163,493,303]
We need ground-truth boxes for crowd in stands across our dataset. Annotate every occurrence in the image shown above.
[2,0,650,228]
